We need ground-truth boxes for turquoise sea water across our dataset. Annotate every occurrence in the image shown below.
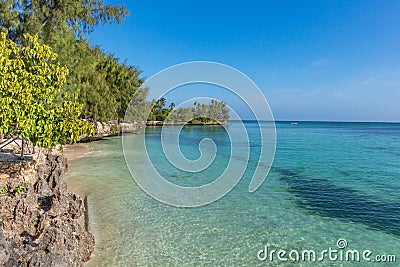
[66,121,400,266]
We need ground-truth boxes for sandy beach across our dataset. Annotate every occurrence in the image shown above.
[63,142,99,199]
[62,142,97,247]
[63,143,94,162]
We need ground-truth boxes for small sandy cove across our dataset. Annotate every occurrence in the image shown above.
[62,143,93,161]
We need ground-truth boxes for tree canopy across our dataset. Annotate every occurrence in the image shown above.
[0,0,146,122]
[80,52,145,121]
[0,0,128,41]
[0,32,93,147]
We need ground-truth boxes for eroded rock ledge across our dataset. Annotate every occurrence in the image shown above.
[80,121,143,142]
[0,149,94,266]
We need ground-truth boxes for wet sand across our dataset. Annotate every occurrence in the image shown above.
[62,143,96,236]
[63,143,93,161]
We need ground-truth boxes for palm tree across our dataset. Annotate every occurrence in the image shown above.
[158,97,166,110]
[150,99,157,113]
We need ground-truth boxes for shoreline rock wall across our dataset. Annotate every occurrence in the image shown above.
[0,149,94,266]
[80,121,143,142]
[79,120,224,142]
[145,120,225,126]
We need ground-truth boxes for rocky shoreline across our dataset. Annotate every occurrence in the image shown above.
[0,149,94,266]
[145,120,225,126]
[79,120,223,143]
[0,119,222,266]
[79,121,143,142]
[0,121,142,266]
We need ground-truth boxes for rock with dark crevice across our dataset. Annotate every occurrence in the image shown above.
[0,149,94,267]
[0,222,10,265]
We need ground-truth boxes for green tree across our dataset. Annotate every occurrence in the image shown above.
[0,0,128,98]
[0,0,141,122]
[160,100,230,124]
[0,0,127,42]
[0,33,93,148]
[157,97,166,111]
[124,87,150,122]
[94,53,144,121]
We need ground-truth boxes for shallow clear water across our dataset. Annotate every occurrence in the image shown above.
[66,121,400,266]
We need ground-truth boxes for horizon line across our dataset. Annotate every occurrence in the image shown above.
[229,119,400,124]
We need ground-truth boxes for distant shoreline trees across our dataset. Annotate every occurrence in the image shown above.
[148,99,230,124]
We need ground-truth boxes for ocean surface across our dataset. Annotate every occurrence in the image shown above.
[66,121,400,266]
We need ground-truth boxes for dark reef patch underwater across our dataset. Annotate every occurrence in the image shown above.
[276,166,400,236]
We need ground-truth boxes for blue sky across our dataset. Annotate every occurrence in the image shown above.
[90,0,400,122]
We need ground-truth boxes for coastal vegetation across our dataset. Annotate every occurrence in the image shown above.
[0,0,145,122]
[0,0,230,149]
[145,98,230,124]
[164,100,230,124]
[0,32,93,148]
